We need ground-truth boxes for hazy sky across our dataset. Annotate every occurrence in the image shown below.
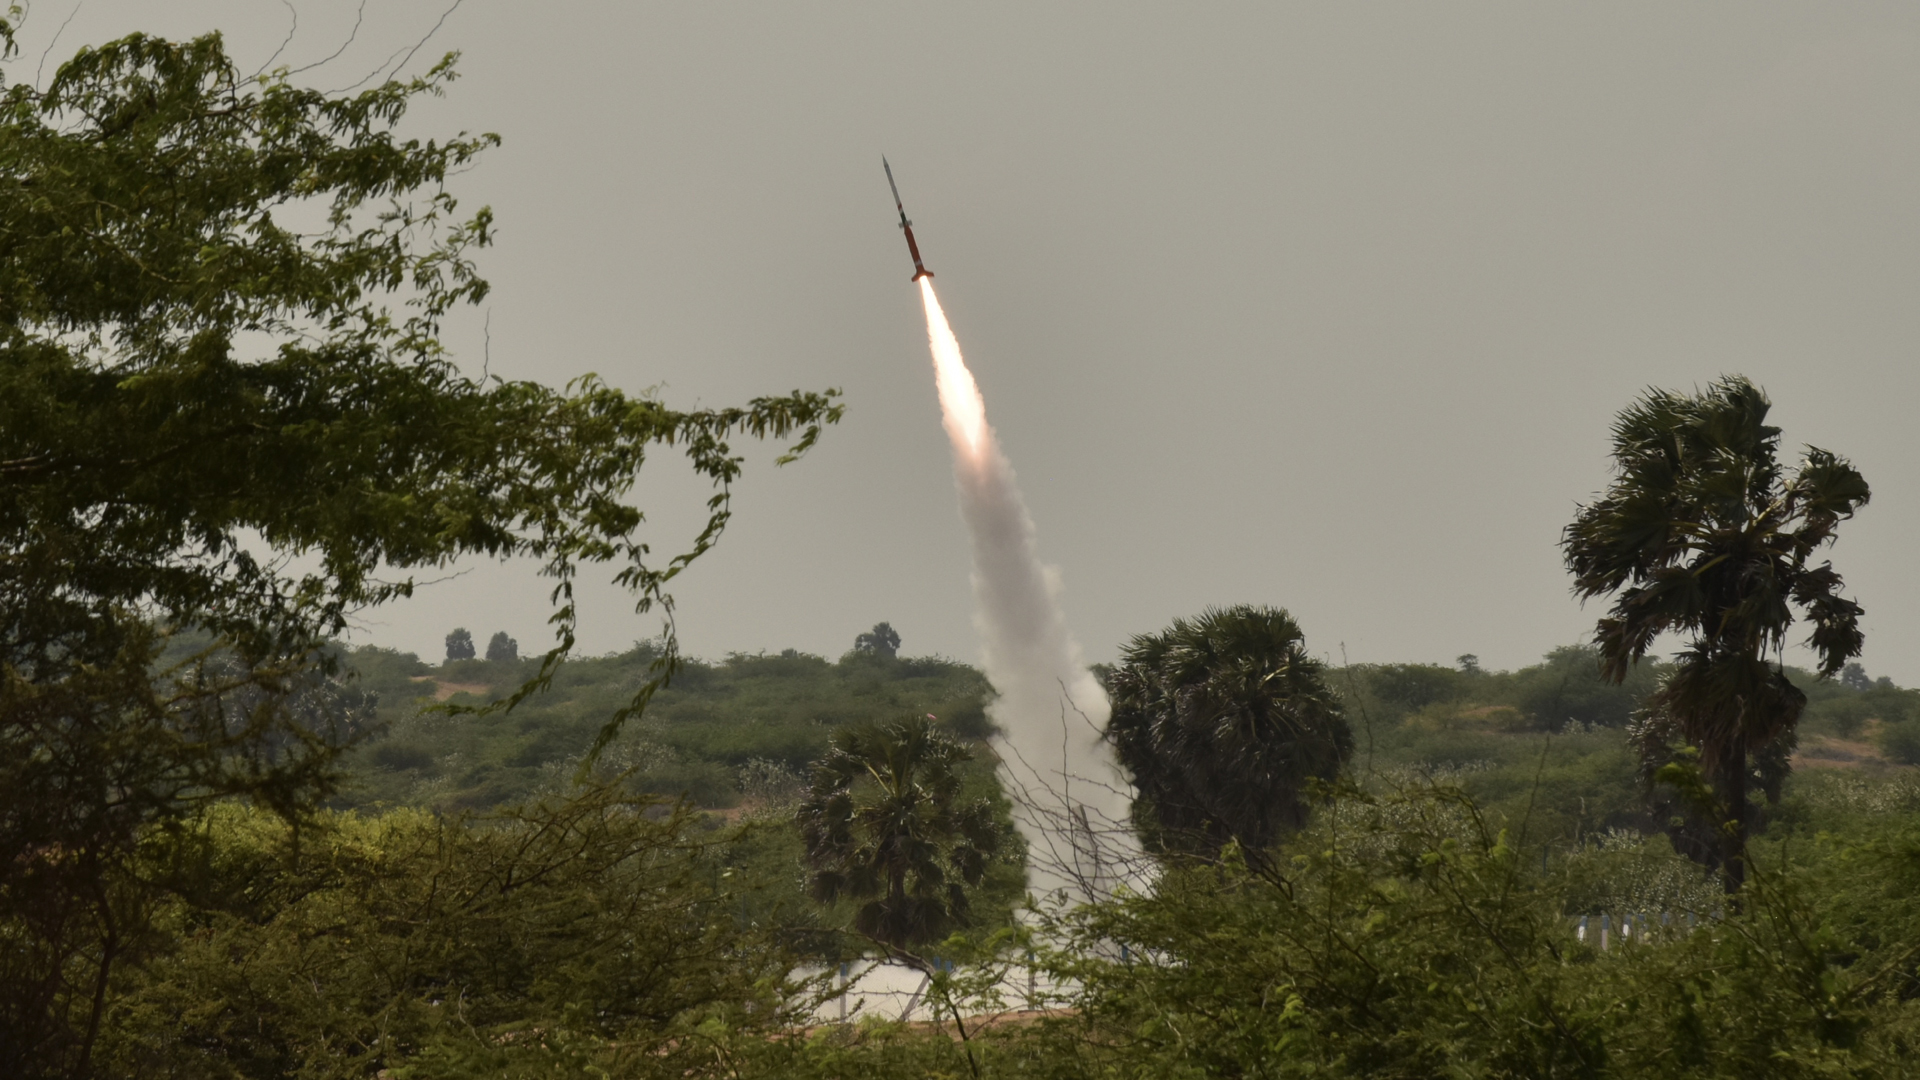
[15,2,1920,679]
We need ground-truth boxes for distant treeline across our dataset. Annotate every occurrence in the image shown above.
[336,638,996,813]
[334,638,1920,818]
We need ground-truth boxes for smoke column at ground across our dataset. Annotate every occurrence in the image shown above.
[916,279,1138,902]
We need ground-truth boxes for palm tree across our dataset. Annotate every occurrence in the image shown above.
[797,714,1004,955]
[1105,605,1352,859]
[1563,376,1869,892]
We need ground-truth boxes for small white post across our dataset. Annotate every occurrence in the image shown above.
[900,973,931,1022]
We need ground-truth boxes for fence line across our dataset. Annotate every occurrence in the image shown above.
[814,956,1067,1024]
[812,914,1716,1024]
[1572,910,1717,951]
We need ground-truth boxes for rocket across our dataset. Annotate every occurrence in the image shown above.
[882,157,934,281]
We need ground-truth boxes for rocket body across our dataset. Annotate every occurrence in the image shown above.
[901,222,933,282]
[883,157,935,281]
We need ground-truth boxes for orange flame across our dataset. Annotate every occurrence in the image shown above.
[919,278,989,462]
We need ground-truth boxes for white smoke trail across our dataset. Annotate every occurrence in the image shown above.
[917,279,1140,904]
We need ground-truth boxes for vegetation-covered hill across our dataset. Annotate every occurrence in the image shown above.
[332,632,1029,963]
[149,637,1920,1077]
[1333,649,1919,858]
[334,639,995,812]
[335,635,1919,860]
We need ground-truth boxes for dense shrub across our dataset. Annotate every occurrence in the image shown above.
[1879,721,1920,766]
[819,780,1920,1079]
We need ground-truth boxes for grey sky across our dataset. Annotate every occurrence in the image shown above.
[15,2,1920,679]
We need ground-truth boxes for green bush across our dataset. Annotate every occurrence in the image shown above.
[988,781,1920,1079]
[1369,663,1467,709]
[368,742,434,772]
[1879,720,1920,766]
[99,788,809,1079]
[1819,696,1871,738]
[1512,644,1659,729]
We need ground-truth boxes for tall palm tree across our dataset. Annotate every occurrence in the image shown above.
[1563,376,1869,892]
[798,714,1004,954]
[1105,605,1352,858]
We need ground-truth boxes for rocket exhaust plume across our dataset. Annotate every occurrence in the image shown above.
[915,278,1140,903]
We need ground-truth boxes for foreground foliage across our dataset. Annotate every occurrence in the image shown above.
[780,778,1920,1080]
[98,785,809,1079]
[25,769,1916,1079]
[0,24,837,1075]
[1038,789,1914,1076]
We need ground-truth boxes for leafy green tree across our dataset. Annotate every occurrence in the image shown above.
[96,786,804,1080]
[797,714,1005,957]
[1105,605,1353,858]
[0,24,837,1075]
[485,630,518,663]
[445,627,476,661]
[1563,376,1868,891]
[1512,644,1660,730]
[1879,721,1920,766]
[0,637,369,1076]
[1012,782,1914,1079]
[1369,663,1466,710]
[1627,704,1799,871]
[854,621,901,659]
[1820,695,1870,738]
